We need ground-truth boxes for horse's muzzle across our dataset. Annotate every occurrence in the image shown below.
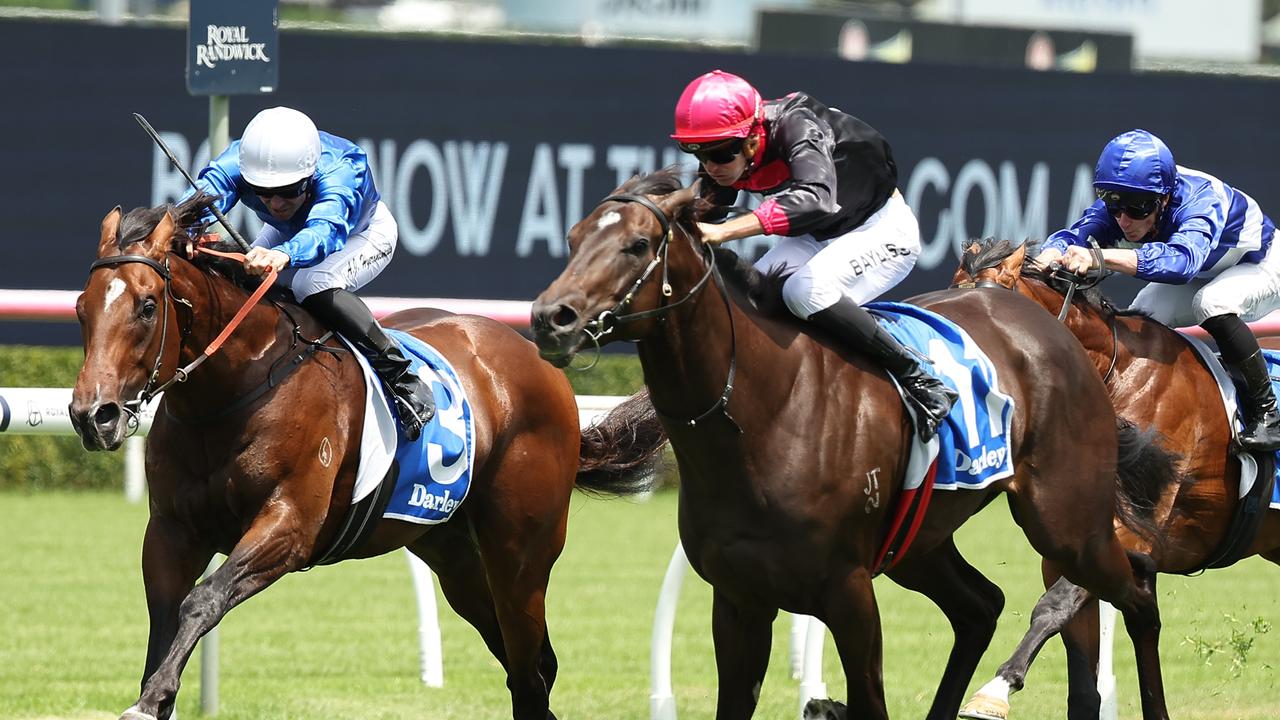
[68,399,127,451]
[530,300,584,367]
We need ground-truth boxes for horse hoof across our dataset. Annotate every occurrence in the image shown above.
[958,693,1011,720]
[802,698,847,720]
[120,705,159,720]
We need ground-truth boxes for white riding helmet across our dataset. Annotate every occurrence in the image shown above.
[239,107,321,188]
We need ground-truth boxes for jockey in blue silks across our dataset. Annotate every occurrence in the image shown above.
[182,106,434,440]
[1034,129,1280,451]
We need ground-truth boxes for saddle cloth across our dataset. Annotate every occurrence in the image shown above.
[1178,333,1280,511]
[345,328,476,524]
[866,302,1016,493]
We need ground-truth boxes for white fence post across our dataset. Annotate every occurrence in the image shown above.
[407,549,445,687]
[124,435,146,503]
[650,542,689,720]
[1098,601,1118,720]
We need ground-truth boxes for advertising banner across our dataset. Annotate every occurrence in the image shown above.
[3,20,1277,343]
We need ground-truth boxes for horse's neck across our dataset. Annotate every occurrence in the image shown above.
[167,259,295,402]
[636,270,744,420]
[1022,277,1183,377]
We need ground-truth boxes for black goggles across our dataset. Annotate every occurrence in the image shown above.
[678,138,744,165]
[247,177,310,199]
[1096,189,1161,220]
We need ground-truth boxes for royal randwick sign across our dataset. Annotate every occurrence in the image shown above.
[187,0,278,95]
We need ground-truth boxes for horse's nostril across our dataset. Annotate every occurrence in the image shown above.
[94,403,121,428]
[551,305,578,330]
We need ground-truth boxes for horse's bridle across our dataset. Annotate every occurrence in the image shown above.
[953,254,1119,385]
[1044,262,1120,384]
[88,254,194,427]
[582,193,741,431]
[87,248,327,428]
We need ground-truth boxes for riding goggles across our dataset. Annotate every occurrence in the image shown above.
[678,138,745,165]
[1096,189,1161,220]
[246,177,311,199]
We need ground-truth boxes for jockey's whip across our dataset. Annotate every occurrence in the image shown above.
[133,112,252,253]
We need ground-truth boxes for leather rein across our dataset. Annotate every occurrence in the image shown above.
[951,255,1119,385]
[88,246,336,429]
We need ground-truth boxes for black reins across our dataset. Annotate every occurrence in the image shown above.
[89,254,192,428]
[952,252,1120,385]
[585,193,741,432]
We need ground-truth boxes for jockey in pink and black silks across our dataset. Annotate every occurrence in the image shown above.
[672,69,957,440]
[1034,129,1280,451]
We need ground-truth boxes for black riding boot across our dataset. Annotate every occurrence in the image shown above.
[809,297,959,441]
[1202,313,1280,452]
[303,288,436,441]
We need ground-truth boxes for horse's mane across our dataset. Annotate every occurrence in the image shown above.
[961,237,1143,317]
[615,168,794,321]
[114,193,293,301]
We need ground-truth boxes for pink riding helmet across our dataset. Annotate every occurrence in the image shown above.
[671,70,763,144]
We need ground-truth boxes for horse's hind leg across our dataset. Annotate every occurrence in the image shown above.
[408,513,562,698]
[886,538,1004,720]
[959,570,1092,720]
[467,436,574,720]
[407,509,511,666]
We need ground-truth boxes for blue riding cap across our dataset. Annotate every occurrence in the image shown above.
[1093,129,1176,196]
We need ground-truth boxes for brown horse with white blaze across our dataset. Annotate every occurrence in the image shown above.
[69,195,658,720]
[953,238,1280,720]
[530,169,1181,720]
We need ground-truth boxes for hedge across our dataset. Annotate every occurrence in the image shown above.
[0,345,645,492]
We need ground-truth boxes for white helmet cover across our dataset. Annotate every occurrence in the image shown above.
[239,107,321,187]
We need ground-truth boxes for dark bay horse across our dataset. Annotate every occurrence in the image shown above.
[529,170,1178,720]
[952,238,1280,720]
[69,196,658,720]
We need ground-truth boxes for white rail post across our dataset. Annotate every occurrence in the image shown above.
[406,549,444,687]
[789,614,810,679]
[650,542,689,720]
[797,617,828,717]
[199,555,223,716]
[124,435,146,503]
[1098,601,1118,720]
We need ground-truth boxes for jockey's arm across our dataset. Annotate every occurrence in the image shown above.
[1062,245,1138,275]
[698,212,765,245]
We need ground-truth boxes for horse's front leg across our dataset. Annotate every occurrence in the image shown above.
[821,568,886,720]
[711,589,778,720]
[123,503,318,720]
[122,515,214,720]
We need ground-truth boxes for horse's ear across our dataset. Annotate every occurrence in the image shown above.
[1001,242,1028,274]
[98,206,123,257]
[141,211,176,258]
[656,181,699,218]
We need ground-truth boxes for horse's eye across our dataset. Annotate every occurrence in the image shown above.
[140,299,157,320]
[625,238,649,256]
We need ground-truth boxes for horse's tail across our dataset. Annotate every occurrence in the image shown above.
[1114,416,1183,549]
[575,390,668,496]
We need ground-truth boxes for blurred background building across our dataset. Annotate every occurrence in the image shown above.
[48,0,1280,70]
[5,0,1280,343]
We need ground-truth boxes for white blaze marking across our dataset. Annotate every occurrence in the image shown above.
[596,211,621,230]
[103,278,127,311]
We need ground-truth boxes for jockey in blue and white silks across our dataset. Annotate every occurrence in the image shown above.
[1034,129,1280,451]
[182,107,434,440]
